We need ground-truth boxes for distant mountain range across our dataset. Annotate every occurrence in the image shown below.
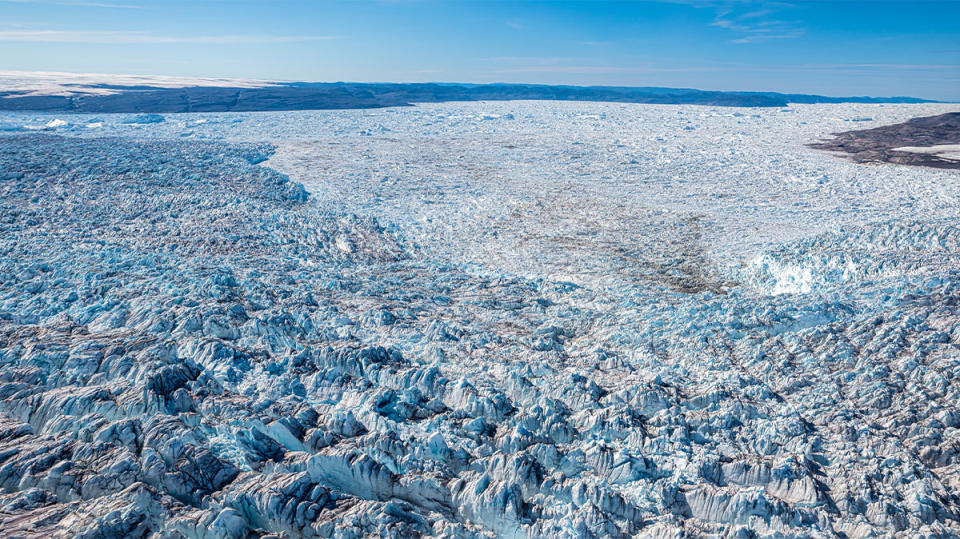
[0,79,938,112]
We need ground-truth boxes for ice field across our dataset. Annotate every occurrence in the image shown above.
[1,101,960,537]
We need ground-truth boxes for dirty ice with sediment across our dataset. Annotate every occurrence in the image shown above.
[1,101,960,537]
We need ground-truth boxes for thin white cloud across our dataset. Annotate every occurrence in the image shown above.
[484,56,580,66]
[64,2,141,7]
[1,0,142,7]
[0,30,338,44]
[492,62,960,76]
[494,65,740,75]
[797,63,960,71]
[711,6,803,43]
[578,41,613,47]
[663,0,805,44]
[729,29,804,44]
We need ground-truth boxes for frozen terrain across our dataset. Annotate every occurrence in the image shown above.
[1,101,960,537]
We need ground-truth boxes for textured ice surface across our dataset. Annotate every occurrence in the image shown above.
[1,102,960,537]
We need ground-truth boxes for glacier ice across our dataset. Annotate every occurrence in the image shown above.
[0,102,959,537]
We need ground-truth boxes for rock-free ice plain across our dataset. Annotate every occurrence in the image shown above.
[1,101,960,537]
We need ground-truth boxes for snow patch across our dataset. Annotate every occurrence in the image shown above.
[892,144,960,162]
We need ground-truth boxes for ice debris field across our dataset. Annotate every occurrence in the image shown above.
[1,101,960,537]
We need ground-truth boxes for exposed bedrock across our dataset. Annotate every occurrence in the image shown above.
[810,111,960,169]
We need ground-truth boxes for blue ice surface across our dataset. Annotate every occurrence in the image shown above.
[1,103,960,536]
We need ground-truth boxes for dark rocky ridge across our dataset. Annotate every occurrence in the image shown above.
[0,82,937,112]
[810,112,960,170]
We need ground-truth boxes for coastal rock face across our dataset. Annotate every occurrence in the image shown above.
[1,125,960,538]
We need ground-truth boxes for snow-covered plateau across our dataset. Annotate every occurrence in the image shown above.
[1,101,960,537]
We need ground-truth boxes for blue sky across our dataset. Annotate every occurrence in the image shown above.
[0,0,958,100]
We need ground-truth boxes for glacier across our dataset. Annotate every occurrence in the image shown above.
[1,102,960,537]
